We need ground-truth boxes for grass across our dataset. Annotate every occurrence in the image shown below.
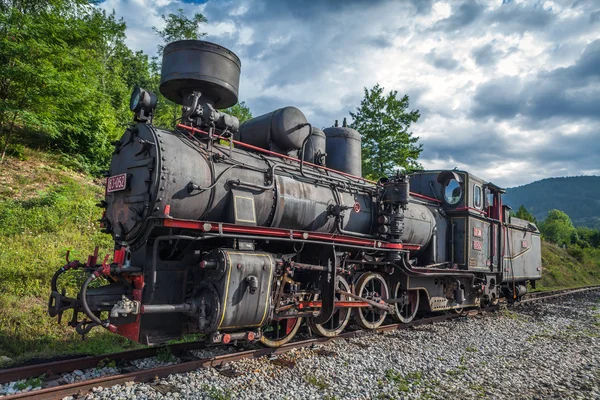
[201,384,233,400]
[0,148,140,364]
[500,307,529,322]
[537,241,600,290]
[14,375,44,390]
[156,346,175,363]
[304,374,329,390]
[384,369,423,392]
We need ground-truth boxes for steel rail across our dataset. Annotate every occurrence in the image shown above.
[2,285,599,400]
[1,313,462,400]
[0,341,209,385]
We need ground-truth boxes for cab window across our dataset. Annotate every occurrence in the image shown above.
[474,185,482,209]
[444,179,462,205]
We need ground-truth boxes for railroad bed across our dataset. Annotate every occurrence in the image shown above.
[1,287,599,399]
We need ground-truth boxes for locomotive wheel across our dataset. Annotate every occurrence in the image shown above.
[354,273,389,329]
[260,317,303,348]
[307,276,352,337]
[392,282,419,323]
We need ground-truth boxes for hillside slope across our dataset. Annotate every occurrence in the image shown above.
[538,241,600,289]
[0,150,139,364]
[504,176,600,228]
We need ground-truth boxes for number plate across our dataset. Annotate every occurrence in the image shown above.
[472,240,483,251]
[107,173,127,193]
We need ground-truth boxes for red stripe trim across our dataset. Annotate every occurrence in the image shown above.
[297,301,370,309]
[410,192,442,203]
[162,218,421,251]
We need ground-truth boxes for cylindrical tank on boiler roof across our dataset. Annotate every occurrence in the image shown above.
[236,106,311,153]
[159,40,241,109]
[323,118,362,177]
[302,127,326,165]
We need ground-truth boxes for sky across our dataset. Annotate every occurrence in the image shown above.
[98,0,600,187]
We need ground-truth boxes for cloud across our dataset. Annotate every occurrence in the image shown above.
[470,76,523,120]
[486,1,556,33]
[433,0,485,32]
[471,40,600,123]
[471,43,502,66]
[426,49,460,70]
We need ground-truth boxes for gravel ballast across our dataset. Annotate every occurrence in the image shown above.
[2,291,599,399]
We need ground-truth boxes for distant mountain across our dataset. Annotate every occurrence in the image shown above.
[504,176,600,228]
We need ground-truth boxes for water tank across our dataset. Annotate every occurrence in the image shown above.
[323,120,362,177]
[302,127,326,165]
[159,40,241,109]
[237,107,311,153]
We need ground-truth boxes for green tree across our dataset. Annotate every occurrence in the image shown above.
[574,226,600,248]
[540,209,576,246]
[151,8,208,129]
[349,84,422,180]
[0,0,131,172]
[514,205,537,224]
[225,101,253,124]
[152,8,207,55]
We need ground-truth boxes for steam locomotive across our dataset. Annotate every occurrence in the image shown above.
[48,40,542,347]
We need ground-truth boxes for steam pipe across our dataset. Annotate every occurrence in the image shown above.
[142,303,193,314]
[80,270,116,332]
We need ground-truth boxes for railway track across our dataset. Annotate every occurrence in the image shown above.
[2,285,599,400]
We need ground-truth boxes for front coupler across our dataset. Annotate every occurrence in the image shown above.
[47,247,138,336]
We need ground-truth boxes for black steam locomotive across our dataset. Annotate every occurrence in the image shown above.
[48,40,542,347]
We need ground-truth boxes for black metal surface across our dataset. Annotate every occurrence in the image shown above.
[302,127,326,165]
[159,40,241,108]
[237,106,311,152]
[197,250,274,332]
[313,253,337,325]
[323,125,362,177]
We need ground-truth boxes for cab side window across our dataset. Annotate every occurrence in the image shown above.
[444,179,462,205]
[474,185,482,209]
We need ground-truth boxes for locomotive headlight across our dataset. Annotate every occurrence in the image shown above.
[130,87,157,122]
[130,87,157,112]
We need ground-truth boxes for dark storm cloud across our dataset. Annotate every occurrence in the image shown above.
[485,1,556,33]
[367,35,394,49]
[434,1,485,32]
[546,39,600,84]
[420,124,600,186]
[426,50,460,70]
[420,127,512,166]
[408,0,434,15]
[470,76,523,120]
[471,40,600,123]
[471,43,502,66]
